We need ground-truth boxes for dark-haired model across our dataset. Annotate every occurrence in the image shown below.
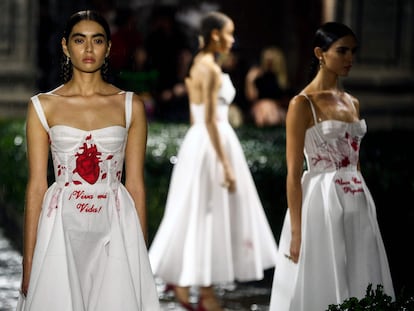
[149,11,277,311]
[17,10,160,310]
[269,22,394,311]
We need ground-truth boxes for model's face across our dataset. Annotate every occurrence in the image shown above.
[322,35,357,76]
[217,19,235,54]
[62,20,111,74]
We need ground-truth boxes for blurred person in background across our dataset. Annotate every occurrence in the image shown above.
[245,46,290,127]
[149,11,277,311]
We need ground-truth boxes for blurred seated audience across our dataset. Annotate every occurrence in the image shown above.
[245,46,290,127]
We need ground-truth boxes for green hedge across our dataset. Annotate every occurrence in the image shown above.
[327,284,414,310]
[0,119,27,207]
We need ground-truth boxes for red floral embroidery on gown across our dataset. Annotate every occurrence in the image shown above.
[18,88,160,311]
[269,93,394,311]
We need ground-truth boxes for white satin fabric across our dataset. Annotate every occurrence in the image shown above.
[149,74,278,286]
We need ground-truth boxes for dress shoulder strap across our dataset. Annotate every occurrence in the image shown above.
[30,95,50,131]
[299,93,318,124]
[124,91,133,130]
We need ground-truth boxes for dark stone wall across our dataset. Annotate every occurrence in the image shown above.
[2,0,413,123]
[338,0,414,129]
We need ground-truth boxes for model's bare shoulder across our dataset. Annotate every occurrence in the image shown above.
[192,59,218,79]
[131,92,144,107]
[346,92,359,106]
[289,93,311,109]
[33,92,62,111]
[130,93,146,118]
[287,93,314,127]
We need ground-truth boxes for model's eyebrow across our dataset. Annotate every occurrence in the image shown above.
[70,32,106,39]
[336,45,358,51]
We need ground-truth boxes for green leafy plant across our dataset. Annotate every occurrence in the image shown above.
[327,284,414,311]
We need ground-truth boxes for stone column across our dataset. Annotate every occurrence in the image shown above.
[0,0,37,118]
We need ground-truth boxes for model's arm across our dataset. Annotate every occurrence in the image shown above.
[203,66,236,192]
[285,95,311,263]
[350,94,362,171]
[124,93,148,244]
[22,100,50,295]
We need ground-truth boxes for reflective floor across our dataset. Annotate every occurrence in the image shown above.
[0,229,22,311]
[0,229,272,311]
[157,279,272,310]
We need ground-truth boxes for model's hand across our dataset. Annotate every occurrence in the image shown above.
[288,233,301,263]
[21,260,31,297]
[222,165,236,193]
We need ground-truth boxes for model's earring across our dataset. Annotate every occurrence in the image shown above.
[101,57,109,79]
[319,57,323,68]
[66,56,70,65]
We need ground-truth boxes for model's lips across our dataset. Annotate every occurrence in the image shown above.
[345,65,352,70]
[82,58,95,63]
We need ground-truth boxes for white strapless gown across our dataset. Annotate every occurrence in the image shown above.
[149,73,278,286]
[17,90,160,311]
[269,94,394,311]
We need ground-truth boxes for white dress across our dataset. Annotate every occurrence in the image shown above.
[17,89,160,311]
[149,73,278,286]
[269,93,395,311]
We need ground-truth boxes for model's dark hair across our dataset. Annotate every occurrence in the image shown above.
[309,22,357,80]
[199,11,231,49]
[61,10,112,83]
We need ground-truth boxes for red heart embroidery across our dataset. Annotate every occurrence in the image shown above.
[73,141,102,184]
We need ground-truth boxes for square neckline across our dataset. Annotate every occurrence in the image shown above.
[31,89,133,132]
[300,92,364,126]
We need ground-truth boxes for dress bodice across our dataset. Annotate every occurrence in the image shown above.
[190,73,236,123]
[304,120,366,173]
[49,125,127,187]
[31,90,133,188]
[301,93,367,173]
